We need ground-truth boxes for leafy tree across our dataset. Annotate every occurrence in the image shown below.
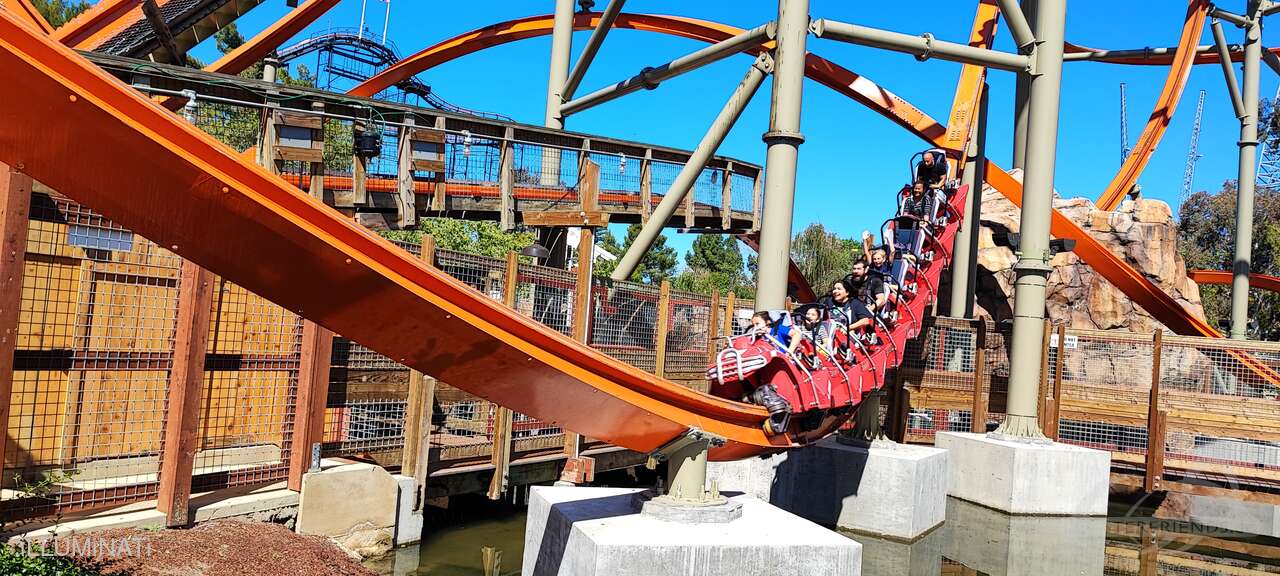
[593,224,677,284]
[214,22,245,54]
[381,218,534,260]
[31,0,89,28]
[790,223,859,298]
[1178,180,1280,340]
[673,235,752,297]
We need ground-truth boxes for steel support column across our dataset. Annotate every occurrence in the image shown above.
[1232,6,1264,339]
[540,0,575,190]
[755,0,809,310]
[1013,0,1039,170]
[611,55,772,281]
[994,0,1065,440]
[949,87,988,319]
[809,19,1030,71]
[563,0,627,101]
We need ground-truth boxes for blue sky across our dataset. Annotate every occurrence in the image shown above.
[187,1,1279,263]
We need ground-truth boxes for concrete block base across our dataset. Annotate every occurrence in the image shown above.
[843,520,946,576]
[708,437,948,540]
[522,486,860,576]
[392,474,424,546]
[936,432,1110,516]
[297,463,399,558]
[944,497,1106,576]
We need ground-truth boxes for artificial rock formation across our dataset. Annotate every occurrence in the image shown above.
[971,170,1206,333]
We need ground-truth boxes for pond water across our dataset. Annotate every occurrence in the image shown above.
[367,488,1280,575]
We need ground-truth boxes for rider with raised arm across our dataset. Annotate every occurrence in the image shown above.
[848,259,887,316]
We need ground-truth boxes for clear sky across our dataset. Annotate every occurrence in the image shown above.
[188,0,1279,264]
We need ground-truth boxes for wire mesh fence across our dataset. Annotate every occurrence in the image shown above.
[589,281,661,373]
[663,288,711,376]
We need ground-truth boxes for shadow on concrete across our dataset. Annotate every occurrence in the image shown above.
[532,492,637,576]
[768,442,870,526]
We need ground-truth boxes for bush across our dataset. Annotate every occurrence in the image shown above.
[0,543,103,576]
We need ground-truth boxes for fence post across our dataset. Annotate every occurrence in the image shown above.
[723,292,736,337]
[156,261,215,527]
[288,320,334,491]
[971,319,988,433]
[394,116,417,229]
[639,149,653,224]
[401,235,437,512]
[751,169,763,231]
[562,228,594,463]
[487,252,519,499]
[1144,329,1166,492]
[499,126,516,230]
[707,293,721,366]
[1047,323,1066,440]
[308,102,326,202]
[684,170,696,229]
[1037,319,1052,426]
[721,164,734,231]
[655,280,672,378]
[0,165,32,500]
[432,116,447,211]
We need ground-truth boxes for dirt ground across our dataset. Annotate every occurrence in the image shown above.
[56,519,377,576]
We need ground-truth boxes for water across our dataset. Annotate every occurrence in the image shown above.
[369,489,1280,575]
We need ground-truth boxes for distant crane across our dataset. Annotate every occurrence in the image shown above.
[1120,83,1131,164]
[1257,85,1280,189]
[1181,90,1206,203]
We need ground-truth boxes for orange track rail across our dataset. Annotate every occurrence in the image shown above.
[0,9,793,461]
[1094,1,1209,211]
[1188,270,1280,294]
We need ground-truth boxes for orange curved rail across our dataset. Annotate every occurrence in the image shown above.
[1094,0,1209,211]
[50,0,140,48]
[1188,270,1280,294]
[1,0,52,34]
[0,9,794,461]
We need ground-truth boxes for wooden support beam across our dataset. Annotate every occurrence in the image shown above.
[156,260,214,527]
[684,176,695,229]
[307,103,325,202]
[400,236,436,511]
[655,280,671,378]
[580,159,600,213]
[1047,323,1066,440]
[1037,319,1052,426]
[142,0,185,65]
[395,117,417,228]
[0,164,32,499]
[1144,329,1166,493]
[288,320,334,492]
[431,116,447,211]
[520,211,610,228]
[706,292,721,366]
[487,251,519,499]
[751,169,762,231]
[351,122,370,206]
[562,228,594,466]
[970,319,988,433]
[499,127,515,230]
[720,164,733,231]
[639,150,652,223]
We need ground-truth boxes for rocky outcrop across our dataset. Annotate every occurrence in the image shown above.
[970,170,1206,333]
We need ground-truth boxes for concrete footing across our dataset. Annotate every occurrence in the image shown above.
[936,432,1110,515]
[522,486,861,576]
[943,497,1106,575]
[707,437,948,540]
[297,463,422,557]
[843,521,946,576]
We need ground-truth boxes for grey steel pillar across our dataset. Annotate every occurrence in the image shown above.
[755,0,809,310]
[949,87,988,319]
[540,0,575,188]
[994,0,1065,440]
[1231,10,1262,339]
[611,55,772,282]
[1012,0,1038,171]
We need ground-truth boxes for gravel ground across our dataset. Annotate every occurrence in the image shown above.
[55,519,378,576]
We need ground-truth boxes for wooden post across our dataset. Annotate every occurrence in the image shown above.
[723,292,736,338]
[654,280,671,378]
[307,102,325,202]
[0,165,32,496]
[401,236,437,511]
[1037,319,1052,426]
[499,126,516,230]
[684,172,696,229]
[157,261,215,526]
[1047,323,1066,440]
[970,319,988,433]
[395,116,417,228]
[352,121,369,206]
[431,116,447,211]
[751,169,762,231]
[563,228,594,458]
[1144,329,1166,492]
[639,149,652,223]
[707,292,721,366]
[1138,524,1159,576]
[721,164,733,231]
[288,320,334,491]
[487,252,518,499]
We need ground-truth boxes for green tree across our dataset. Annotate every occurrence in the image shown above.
[1178,180,1280,340]
[673,235,752,297]
[214,22,245,54]
[381,218,534,260]
[790,223,859,298]
[31,0,89,28]
[593,225,677,284]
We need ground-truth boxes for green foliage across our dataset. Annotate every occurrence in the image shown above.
[30,0,89,28]
[214,23,246,55]
[1178,180,1280,340]
[0,544,103,576]
[380,219,535,260]
[673,235,752,297]
[593,225,678,284]
[790,223,859,298]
